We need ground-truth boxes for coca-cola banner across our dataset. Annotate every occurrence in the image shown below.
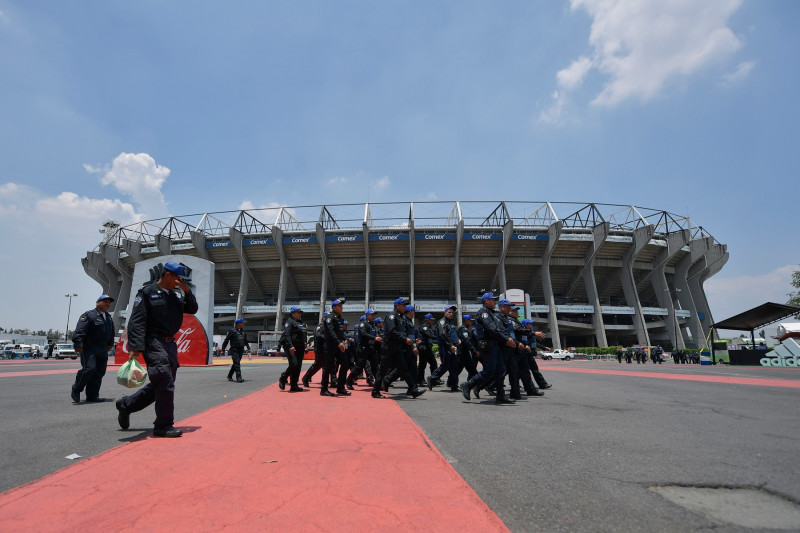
[115,314,210,366]
[116,255,215,365]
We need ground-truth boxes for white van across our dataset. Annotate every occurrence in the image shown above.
[51,344,78,360]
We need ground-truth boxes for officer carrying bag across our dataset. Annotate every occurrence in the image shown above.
[117,356,148,388]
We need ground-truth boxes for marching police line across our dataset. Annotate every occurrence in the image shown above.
[268,292,552,404]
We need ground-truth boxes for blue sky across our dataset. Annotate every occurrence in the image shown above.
[1,0,798,335]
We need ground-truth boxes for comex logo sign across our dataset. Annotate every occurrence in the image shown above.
[291,237,312,243]
[470,234,494,240]
[337,236,358,242]
[379,235,400,240]
[424,234,445,240]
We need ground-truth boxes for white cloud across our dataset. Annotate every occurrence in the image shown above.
[538,90,567,125]
[327,177,347,186]
[374,176,390,190]
[721,60,755,86]
[557,56,593,90]
[547,0,743,114]
[705,264,797,324]
[92,152,170,217]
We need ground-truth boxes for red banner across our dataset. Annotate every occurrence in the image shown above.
[114,314,210,366]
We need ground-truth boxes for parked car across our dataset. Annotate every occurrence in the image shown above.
[541,348,573,361]
[50,344,78,360]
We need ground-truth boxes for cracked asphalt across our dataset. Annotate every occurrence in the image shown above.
[2,358,799,532]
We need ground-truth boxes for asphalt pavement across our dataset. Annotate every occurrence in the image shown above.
[1,357,799,532]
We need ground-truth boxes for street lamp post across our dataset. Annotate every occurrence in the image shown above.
[65,293,78,342]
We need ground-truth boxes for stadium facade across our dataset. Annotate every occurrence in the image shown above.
[82,201,727,350]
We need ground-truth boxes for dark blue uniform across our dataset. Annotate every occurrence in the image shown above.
[279,317,307,390]
[460,304,510,402]
[222,326,250,382]
[454,324,479,381]
[347,319,378,388]
[429,317,459,389]
[302,321,327,387]
[321,312,349,395]
[372,310,418,395]
[71,307,115,401]
[119,281,198,429]
[416,321,438,383]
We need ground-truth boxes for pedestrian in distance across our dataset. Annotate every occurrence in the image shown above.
[115,262,198,438]
[223,318,250,383]
[70,295,115,403]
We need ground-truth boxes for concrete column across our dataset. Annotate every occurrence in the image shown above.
[100,243,132,332]
[674,237,712,348]
[453,219,464,325]
[542,221,563,350]
[409,205,416,305]
[620,225,655,346]
[584,223,610,347]
[363,222,371,310]
[272,226,290,328]
[155,234,172,256]
[649,230,690,349]
[689,242,728,344]
[229,229,249,322]
[492,221,514,295]
[122,239,144,263]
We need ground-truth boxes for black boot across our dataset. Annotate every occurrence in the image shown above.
[495,389,515,404]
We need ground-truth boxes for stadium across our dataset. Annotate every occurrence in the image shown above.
[82,201,727,350]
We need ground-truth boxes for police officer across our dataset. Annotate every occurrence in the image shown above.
[459,292,516,404]
[417,313,439,384]
[497,300,523,399]
[278,306,307,392]
[625,346,633,364]
[321,299,350,397]
[222,318,250,383]
[454,314,479,382]
[70,294,115,403]
[520,318,552,391]
[116,262,198,438]
[302,312,327,388]
[346,309,381,390]
[617,346,623,363]
[371,298,425,399]
[427,306,460,391]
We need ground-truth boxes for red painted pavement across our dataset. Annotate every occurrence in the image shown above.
[0,384,509,533]
[0,369,76,378]
[541,366,800,388]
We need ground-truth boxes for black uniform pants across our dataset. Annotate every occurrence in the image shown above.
[227,349,243,380]
[430,348,454,382]
[72,346,108,400]
[321,346,349,393]
[503,348,520,397]
[417,346,438,381]
[526,353,549,388]
[516,351,538,395]
[469,343,506,395]
[122,337,178,429]
[454,349,478,381]
[281,344,305,386]
[303,346,325,383]
[373,345,416,393]
[348,347,376,383]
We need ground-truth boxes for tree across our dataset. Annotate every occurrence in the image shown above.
[789,264,800,319]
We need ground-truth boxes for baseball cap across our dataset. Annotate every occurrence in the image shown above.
[96,294,114,302]
[522,319,535,325]
[331,298,346,308]
[498,299,511,306]
[510,305,521,311]
[365,308,376,315]
[394,297,410,306]
[405,304,416,313]
[424,313,434,320]
[360,315,366,321]
[235,318,245,324]
[163,262,188,277]
[374,317,382,323]
[481,292,496,302]
[463,314,473,320]
[443,305,457,312]
[290,306,302,313]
